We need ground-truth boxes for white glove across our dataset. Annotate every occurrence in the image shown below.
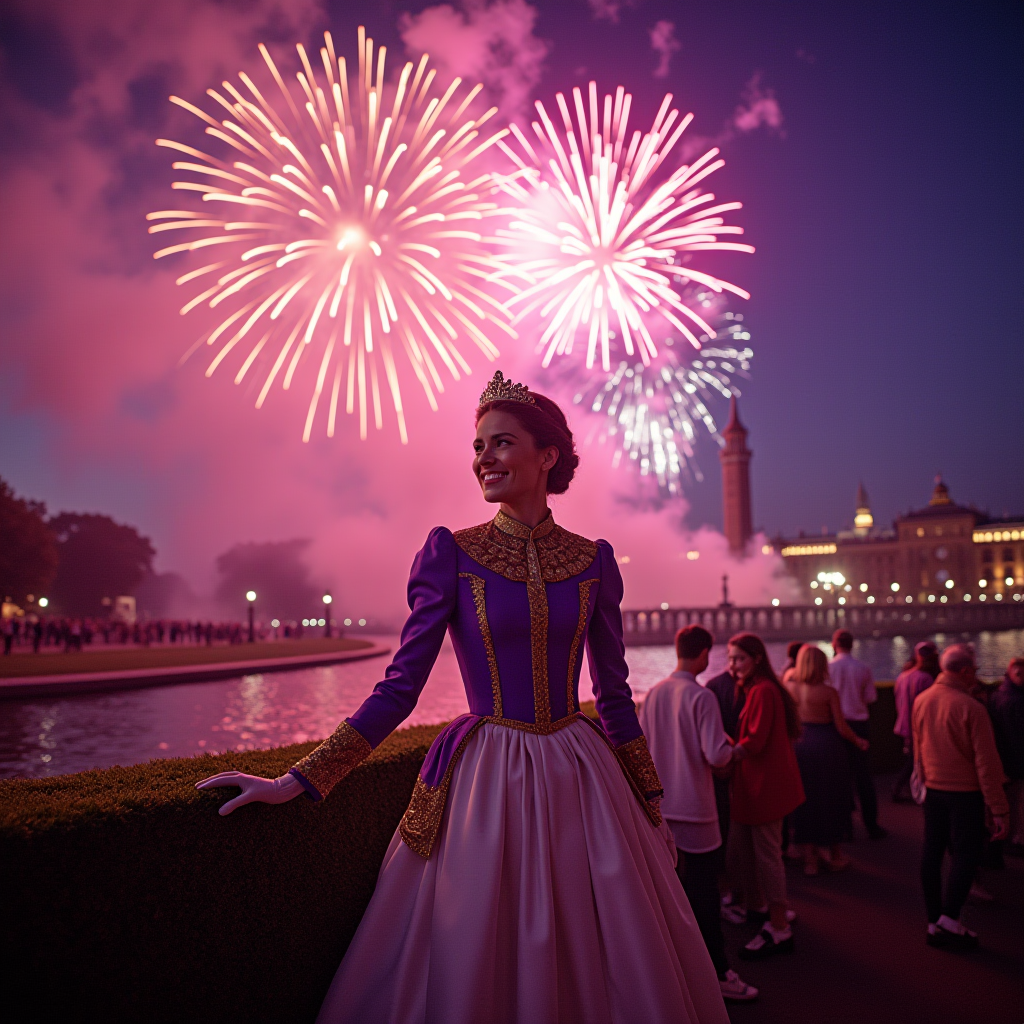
[195,770,305,816]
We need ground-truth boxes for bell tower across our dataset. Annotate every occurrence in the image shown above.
[720,395,753,555]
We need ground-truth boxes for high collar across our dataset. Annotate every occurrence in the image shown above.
[494,508,555,540]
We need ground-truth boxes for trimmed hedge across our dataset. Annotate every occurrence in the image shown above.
[0,725,444,1024]
[0,693,907,1024]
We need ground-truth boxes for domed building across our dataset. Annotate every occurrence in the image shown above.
[770,478,1024,607]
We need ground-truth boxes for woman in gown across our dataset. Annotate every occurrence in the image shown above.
[197,372,728,1024]
[784,645,868,875]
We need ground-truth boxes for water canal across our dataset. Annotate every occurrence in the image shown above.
[2,631,1020,780]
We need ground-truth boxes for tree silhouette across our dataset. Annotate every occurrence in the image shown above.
[0,477,58,606]
[49,513,156,617]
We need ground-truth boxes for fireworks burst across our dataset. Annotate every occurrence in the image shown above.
[492,82,753,373]
[149,28,514,443]
[570,294,753,495]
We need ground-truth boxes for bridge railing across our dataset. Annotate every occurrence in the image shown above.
[622,601,1024,645]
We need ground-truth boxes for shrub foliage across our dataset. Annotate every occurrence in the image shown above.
[0,725,443,1024]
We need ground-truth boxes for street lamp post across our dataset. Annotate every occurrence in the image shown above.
[323,593,332,637]
[246,590,257,643]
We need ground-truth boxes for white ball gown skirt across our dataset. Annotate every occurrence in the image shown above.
[316,719,728,1024]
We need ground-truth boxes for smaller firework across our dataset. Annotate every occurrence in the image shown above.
[571,299,752,495]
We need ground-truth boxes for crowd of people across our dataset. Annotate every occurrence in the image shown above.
[0,616,295,654]
[640,625,1022,1002]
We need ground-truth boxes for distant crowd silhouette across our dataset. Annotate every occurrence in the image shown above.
[0,616,322,654]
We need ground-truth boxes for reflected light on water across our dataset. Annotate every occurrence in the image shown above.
[1,631,1020,780]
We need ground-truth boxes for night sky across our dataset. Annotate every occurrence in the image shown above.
[0,0,1021,614]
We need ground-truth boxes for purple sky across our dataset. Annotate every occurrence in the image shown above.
[0,0,1020,617]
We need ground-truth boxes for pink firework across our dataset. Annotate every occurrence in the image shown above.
[492,83,754,372]
[149,28,513,443]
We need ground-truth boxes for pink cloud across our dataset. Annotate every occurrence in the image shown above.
[679,73,784,161]
[587,0,642,22]
[0,0,792,625]
[398,0,548,121]
[649,20,680,79]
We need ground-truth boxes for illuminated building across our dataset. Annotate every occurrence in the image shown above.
[768,477,1024,606]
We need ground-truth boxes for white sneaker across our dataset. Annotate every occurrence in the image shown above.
[720,904,747,924]
[719,969,759,1002]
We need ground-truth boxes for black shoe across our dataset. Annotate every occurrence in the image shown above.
[739,927,795,960]
[927,925,979,951]
[868,825,889,840]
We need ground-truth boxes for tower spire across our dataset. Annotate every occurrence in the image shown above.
[720,394,753,555]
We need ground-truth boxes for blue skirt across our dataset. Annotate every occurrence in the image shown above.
[792,722,852,846]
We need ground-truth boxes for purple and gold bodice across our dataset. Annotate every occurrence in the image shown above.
[290,510,662,856]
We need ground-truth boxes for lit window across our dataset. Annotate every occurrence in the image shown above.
[916,527,925,537]
[761,544,773,555]
[979,579,987,587]
[1006,577,1015,587]
[686,550,699,560]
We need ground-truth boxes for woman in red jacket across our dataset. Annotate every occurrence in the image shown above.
[725,633,805,960]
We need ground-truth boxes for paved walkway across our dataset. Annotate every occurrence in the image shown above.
[720,778,1023,1024]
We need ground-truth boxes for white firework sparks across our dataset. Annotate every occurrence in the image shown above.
[491,82,753,373]
[571,298,753,495]
[149,28,514,443]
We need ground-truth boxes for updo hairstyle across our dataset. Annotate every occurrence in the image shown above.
[475,392,579,494]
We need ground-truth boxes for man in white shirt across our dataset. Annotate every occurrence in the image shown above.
[640,625,758,1003]
[829,629,886,840]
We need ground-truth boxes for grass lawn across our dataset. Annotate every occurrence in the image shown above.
[0,636,378,679]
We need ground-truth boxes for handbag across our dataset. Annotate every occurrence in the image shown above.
[910,760,927,805]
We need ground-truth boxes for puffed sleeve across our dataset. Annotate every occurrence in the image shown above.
[289,526,458,800]
[586,539,664,805]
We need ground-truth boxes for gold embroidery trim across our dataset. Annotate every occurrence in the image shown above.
[567,579,598,715]
[459,572,502,717]
[614,734,664,825]
[400,714,582,858]
[525,532,551,724]
[291,720,372,800]
[453,514,596,584]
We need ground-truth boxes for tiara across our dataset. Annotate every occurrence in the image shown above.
[479,370,536,405]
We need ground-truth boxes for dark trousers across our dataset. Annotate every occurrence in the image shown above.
[921,789,987,922]
[677,847,728,977]
[845,719,878,830]
[713,778,731,874]
[892,745,914,798]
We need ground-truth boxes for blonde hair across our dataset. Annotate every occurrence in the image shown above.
[794,644,829,686]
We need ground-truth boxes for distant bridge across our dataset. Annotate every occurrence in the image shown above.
[622,601,1024,646]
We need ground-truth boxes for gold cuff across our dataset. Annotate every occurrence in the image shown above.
[614,735,664,826]
[291,721,372,800]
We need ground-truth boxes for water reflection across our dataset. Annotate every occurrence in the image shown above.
[1,631,1019,780]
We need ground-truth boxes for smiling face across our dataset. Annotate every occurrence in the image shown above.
[473,409,558,506]
[727,643,758,682]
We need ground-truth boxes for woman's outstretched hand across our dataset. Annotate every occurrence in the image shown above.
[195,771,305,815]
